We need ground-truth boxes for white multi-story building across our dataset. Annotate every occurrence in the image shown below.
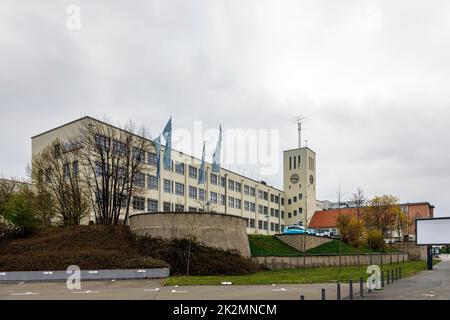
[31,116,317,235]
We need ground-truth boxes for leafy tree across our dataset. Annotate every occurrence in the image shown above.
[336,214,364,248]
[366,229,385,251]
[2,193,39,236]
[363,194,400,237]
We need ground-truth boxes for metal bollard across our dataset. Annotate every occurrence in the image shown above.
[337,283,341,300]
[399,267,402,279]
[300,295,305,300]
[381,271,385,288]
[391,269,394,283]
[321,288,326,300]
[359,277,364,297]
[349,280,353,300]
[395,268,398,281]
[387,270,390,285]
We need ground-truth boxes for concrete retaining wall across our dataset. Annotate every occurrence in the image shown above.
[390,241,427,261]
[275,234,333,252]
[129,212,251,257]
[0,268,169,283]
[252,253,409,270]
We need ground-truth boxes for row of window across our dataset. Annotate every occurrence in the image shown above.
[287,208,303,218]
[287,194,303,205]
[244,218,284,232]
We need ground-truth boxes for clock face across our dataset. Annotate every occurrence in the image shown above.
[309,174,314,185]
[290,174,299,184]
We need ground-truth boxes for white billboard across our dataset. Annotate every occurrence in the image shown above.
[416,217,450,245]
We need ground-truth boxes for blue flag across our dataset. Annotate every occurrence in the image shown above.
[153,135,161,179]
[212,125,222,173]
[198,142,206,185]
[162,116,172,170]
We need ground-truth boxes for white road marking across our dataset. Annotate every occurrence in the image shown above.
[18,282,25,285]
[272,288,287,292]
[221,282,232,285]
[72,290,100,294]
[171,289,188,293]
[144,288,160,292]
[10,292,39,296]
[422,293,435,297]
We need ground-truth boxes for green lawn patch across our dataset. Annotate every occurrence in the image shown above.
[249,235,398,256]
[165,260,436,286]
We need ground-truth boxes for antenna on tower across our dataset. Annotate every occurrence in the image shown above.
[294,116,305,148]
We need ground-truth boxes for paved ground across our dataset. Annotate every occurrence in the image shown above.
[1,257,449,300]
[0,279,360,300]
[360,256,450,300]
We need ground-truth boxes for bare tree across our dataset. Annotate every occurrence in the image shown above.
[76,119,152,225]
[31,140,89,225]
[351,187,366,222]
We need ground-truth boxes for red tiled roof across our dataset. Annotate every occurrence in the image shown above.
[308,208,359,228]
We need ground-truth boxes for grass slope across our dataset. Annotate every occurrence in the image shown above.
[249,235,398,256]
[166,260,437,286]
[0,225,168,271]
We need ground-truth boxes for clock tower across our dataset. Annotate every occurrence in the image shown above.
[283,147,316,227]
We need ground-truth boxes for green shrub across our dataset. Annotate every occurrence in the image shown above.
[366,229,385,251]
[2,194,39,236]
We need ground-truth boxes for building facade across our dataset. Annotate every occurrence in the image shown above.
[31,117,318,235]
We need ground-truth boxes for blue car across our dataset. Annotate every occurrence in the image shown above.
[283,225,307,234]
[283,225,316,235]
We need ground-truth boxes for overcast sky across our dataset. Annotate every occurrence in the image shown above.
[1,1,449,216]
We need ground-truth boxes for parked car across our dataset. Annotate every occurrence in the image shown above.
[306,228,316,236]
[316,230,331,237]
[283,225,307,235]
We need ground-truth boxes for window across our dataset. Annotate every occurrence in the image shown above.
[249,202,256,212]
[147,175,158,190]
[235,199,241,209]
[264,192,268,200]
[189,186,197,199]
[220,194,225,205]
[113,141,127,156]
[270,223,275,232]
[288,199,292,205]
[270,194,275,202]
[244,185,250,195]
[72,161,79,177]
[258,205,263,214]
[299,207,303,213]
[188,207,197,212]
[288,212,292,218]
[163,179,172,193]
[163,202,171,212]
[235,182,241,192]
[249,219,255,228]
[281,211,284,219]
[175,182,184,196]
[189,166,198,179]
[220,176,226,187]
[147,152,158,166]
[274,209,279,218]
[133,147,144,163]
[293,196,297,203]
[274,195,279,204]
[293,156,296,169]
[275,224,280,232]
[263,206,268,216]
[298,155,301,168]
[147,199,158,213]
[210,192,218,204]
[281,198,284,205]
[270,208,275,217]
[289,156,292,170]
[244,218,249,227]
[175,162,185,175]
[258,220,263,229]
[228,197,235,208]
[199,188,205,201]
[134,172,145,188]
[210,173,218,185]
[281,225,285,232]
[133,197,145,211]
[228,180,235,190]
[258,190,263,199]
[263,221,268,230]
[298,194,303,200]
[249,187,255,197]
[95,135,108,151]
[63,163,70,180]
[174,204,184,212]
[244,201,250,211]
[294,210,297,216]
